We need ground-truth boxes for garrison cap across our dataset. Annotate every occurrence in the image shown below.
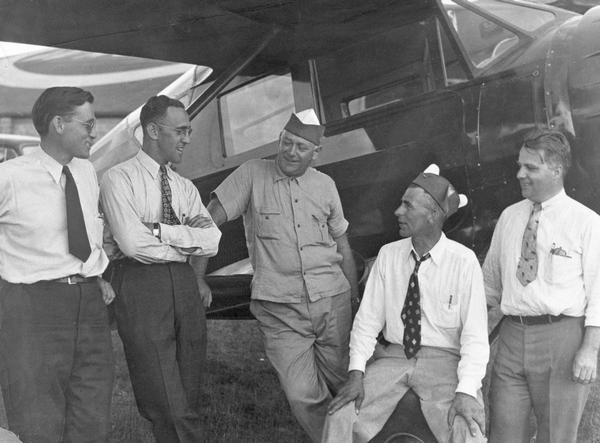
[283,109,324,145]
[411,164,467,218]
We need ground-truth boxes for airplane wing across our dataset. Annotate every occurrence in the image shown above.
[0,0,434,71]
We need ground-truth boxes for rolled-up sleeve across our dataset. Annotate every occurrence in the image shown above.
[326,178,349,239]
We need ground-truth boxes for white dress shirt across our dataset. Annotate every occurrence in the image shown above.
[0,148,108,283]
[349,234,489,398]
[483,189,600,326]
[100,149,221,264]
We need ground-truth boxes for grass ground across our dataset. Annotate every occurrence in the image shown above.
[0,319,597,442]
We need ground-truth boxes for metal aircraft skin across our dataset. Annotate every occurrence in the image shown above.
[2,0,600,320]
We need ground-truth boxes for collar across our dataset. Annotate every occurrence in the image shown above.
[409,232,447,267]
[535,188,566,210]
[272,160,312,184]
[34,148,66,184]
[137,149,171,180]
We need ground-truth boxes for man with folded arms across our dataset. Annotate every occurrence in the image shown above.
[323,165,488,443]
[100,95,221,442]
[484,129,600,443]
[0,87,115,442]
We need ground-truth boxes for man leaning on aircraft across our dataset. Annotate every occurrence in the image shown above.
[322,165,489,443]
[484,129,600,443]
[205,109,359,442]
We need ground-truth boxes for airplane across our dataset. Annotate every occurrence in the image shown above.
[2,1,600,439]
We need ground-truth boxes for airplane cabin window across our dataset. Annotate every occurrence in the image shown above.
[314,21,435,121]
[219,73,294,157]
[442,1,527,69]
[436,19,469,86]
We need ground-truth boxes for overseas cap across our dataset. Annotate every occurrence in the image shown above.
[283,109,324,145]
[411,164,468,218]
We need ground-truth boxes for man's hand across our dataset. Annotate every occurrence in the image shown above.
[447,392,485,437]
[184,214,214,228]
[572,345,598,384]
[196,276,212,308]
[327,370,364,415]
[97,277,116,305]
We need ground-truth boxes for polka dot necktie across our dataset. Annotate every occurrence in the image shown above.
[516,202,542,286]
[159,165,181,225]
[63,166,91,262]
[401,250,430,359]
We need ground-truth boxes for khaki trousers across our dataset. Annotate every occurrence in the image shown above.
[322,344,486,443]
[251,292,351,443]
[489,316,589,443]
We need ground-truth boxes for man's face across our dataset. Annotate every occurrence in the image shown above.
[276,130,319,177]
[394,186,436,238]
[61,102,96,159]
[516,147,561,203]
[154,106,192,164]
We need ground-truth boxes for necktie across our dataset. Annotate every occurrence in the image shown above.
[516,202,542,286]
[160,165,181,225]
[401,250,430,359]
[63,166,91,262]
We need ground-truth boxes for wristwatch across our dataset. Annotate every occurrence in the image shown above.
[152,223,161,240]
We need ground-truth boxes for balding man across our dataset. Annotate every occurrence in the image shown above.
[323,165,488,443]
[206,109,359,442]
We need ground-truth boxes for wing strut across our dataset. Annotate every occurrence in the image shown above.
[187,26,281,119]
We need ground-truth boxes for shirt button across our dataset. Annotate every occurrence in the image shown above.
[300,247,303,251]
[297,224,300,228]
[294,199,298,203]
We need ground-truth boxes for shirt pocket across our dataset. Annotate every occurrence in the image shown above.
[544,249,579,285]
[434,299,461,329]
[311,215,333,245]
[256,207,282,239]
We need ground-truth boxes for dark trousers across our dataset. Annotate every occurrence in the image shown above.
[0,280,114,443]
[111,261,206,443]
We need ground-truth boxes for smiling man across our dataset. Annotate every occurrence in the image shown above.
[484,129,600,443]
[0,87,115,442]
[100,95,221,442]
[206,109,359,442]
[322,165,488,443]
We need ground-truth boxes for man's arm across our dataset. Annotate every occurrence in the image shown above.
[189,255,212,308]
[572,326,600,384]
[327,370,364,415]
[334,233,359,307]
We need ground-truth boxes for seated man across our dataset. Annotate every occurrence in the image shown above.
[323,165,489,443]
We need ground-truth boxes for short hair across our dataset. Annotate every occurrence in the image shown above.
[139,95,186,130]
[522,128,571,177]
[32,87,94,137]
[408,184,445,224]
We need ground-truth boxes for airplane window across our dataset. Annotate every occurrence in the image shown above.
[436,19,469,85]
[219,73,294,157]
[315,21,434,120]
[443,1,521,69]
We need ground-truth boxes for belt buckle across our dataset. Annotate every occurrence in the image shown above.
[66,276,75,285]
[517,315,526,325]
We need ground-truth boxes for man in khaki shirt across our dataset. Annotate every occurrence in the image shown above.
[207,109,359,442]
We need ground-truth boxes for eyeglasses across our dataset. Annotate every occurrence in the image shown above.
[69,117,96,134]
[153,122,193,137]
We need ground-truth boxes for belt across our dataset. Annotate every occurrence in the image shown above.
[49,275,96,285]
[507,314,566,325]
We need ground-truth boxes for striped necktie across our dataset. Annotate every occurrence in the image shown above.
[63,166,91,262]
[159,165,180,225]
[401,250,430,359]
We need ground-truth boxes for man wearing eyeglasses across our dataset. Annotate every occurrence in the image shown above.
[100,95,221,442]
[0,87,115,442]
[483,129,600,443]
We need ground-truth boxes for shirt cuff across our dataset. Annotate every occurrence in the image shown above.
[455,378,480,399]
[348,355,367,373]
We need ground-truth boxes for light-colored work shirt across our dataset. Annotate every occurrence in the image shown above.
[483,189,600,326]
[349,234,489,397]
[212,159,350,303]
[100,149,221,263]
[0,148,108,283]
